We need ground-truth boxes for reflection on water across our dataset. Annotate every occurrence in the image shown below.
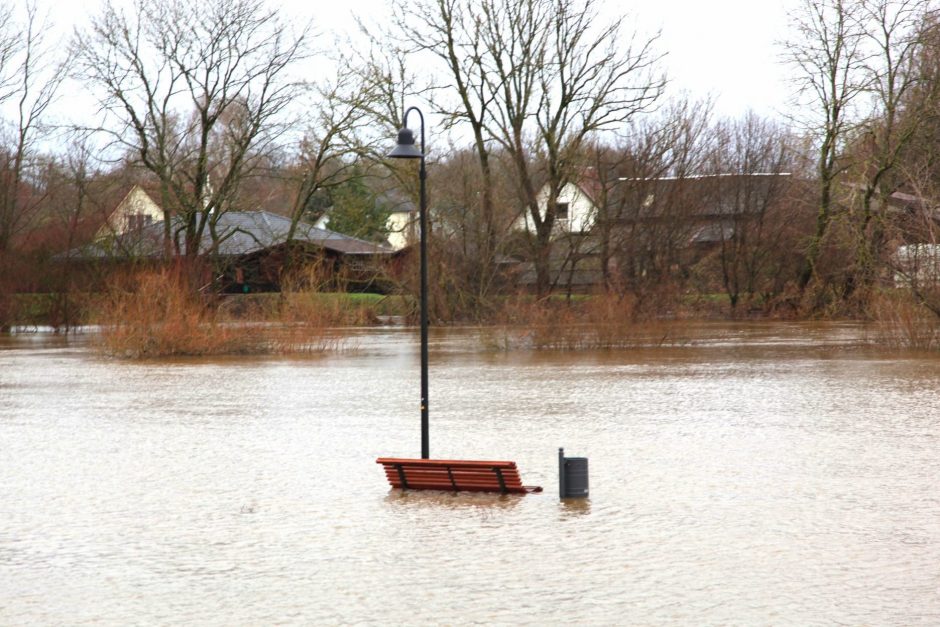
[1,322,940,625]
[559,498,592,517]
[383,490,524,512]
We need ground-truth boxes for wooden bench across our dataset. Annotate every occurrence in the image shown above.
[377,458,543,494]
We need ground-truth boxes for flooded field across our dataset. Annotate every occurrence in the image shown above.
[1,323,939,624]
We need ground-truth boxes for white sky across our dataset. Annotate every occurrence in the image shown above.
[290,0,803,118]
[294,0,803,118]
[632,0,801,117]
[41,0,801,127]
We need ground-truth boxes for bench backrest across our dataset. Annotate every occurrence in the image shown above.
[376,457,530,494]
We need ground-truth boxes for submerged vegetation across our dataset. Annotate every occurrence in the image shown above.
[482,294,691,350]
[94,269,369,358]
[869,290,940,351]
[8,263,940,357]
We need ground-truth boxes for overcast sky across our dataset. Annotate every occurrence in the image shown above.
[634,0,801,117]
[302,0,801,118]
[44,0,802,126]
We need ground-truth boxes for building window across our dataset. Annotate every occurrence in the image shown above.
[127,213,153,230]
[555,202,569,221]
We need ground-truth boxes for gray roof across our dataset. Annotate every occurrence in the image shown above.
[209,211,391,256]
[72,210,393,259]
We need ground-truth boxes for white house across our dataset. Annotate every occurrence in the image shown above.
[97,185,164,237]
[385,206,417,250]
[517,180,598,236]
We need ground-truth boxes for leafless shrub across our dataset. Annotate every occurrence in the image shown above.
[481,293,688,350]
[95,267,348,358]
[869,289,940,350]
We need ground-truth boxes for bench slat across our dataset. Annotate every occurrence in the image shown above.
[382,467,523,478]
[386,477,528,490]
[383,468,523,479]
[377,457,518,469]
[385,478,524,489]
[389,484,530,494]
[383,473,523,484]
[377,457,541,494]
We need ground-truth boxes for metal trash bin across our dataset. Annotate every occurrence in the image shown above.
[558,447,589,499]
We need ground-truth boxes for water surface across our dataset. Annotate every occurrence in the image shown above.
[1,323,938,625]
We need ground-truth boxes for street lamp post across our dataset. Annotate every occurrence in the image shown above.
[388,106,429,459]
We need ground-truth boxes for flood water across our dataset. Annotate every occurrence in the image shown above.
[1,322,939,625]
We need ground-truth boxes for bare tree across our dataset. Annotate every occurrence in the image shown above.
[0,1,70,255]
[389,0,664,298]
[785,0,939,308]
[843,0,939,298]
[0,2,72,331]
[283,68,378,244]
[593,99,712,314]
[784,0,868,294]
[385,0,504,305]
[43,133,123,331]
[0,3,21,103]
[334,45,430,230]
[881,8,940,322]
[74,0,308,262]
[488,0,665,297]
[702,113,800,313]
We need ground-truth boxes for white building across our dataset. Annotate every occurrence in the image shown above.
[97,185,164,237]
[517,181,598,236]
[385,206,417,250]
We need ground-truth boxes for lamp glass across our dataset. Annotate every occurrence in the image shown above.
[388,127,423,159]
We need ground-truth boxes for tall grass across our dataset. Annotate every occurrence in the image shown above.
[273,262,380,327]
[869,290,940,350]
[95,267,354,358]
[481,293,687,350]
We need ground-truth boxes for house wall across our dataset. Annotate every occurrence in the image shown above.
[313,214,330,229]
[386,210,415,250]
[517,182,596,236]
[98,186,164,237]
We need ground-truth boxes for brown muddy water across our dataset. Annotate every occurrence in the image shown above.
[1,322,939,625]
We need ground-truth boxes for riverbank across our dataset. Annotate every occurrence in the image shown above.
[4,283,939,355]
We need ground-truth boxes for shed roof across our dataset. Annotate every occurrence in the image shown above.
[70,210,393,259]
[211,211,391,256]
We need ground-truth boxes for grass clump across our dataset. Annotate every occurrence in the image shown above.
[95,267,350,358]
[869,290,940,350]
[482,293,687,350]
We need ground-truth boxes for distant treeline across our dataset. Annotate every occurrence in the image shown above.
[1,0,939,335]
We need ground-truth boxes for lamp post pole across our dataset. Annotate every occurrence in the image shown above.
[388,106,429,459]
[416,110,429,461]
